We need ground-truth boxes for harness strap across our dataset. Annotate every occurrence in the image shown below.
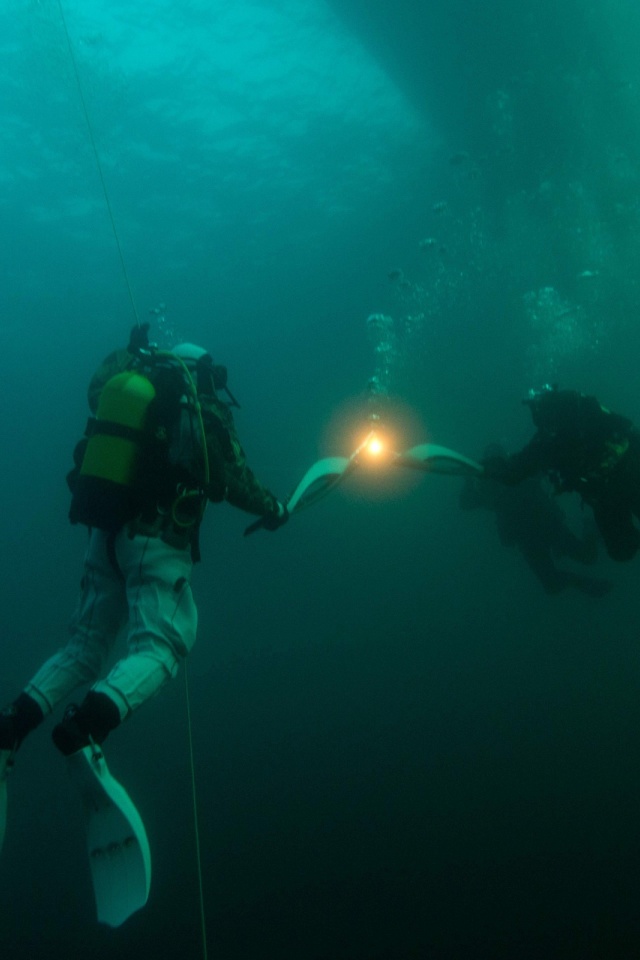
[85,416,144,444]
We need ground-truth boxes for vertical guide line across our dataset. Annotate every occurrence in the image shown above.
[184,663,210,960]
[56,3,208,954]
[55,0,140,326]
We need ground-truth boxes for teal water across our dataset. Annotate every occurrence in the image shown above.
[2,1,640,957]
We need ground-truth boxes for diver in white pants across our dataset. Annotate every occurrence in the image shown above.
[23,530,197,752]
[0,326,287,758]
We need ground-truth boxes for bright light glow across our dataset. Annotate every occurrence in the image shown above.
[355,429,395,465]
[367,436,384,456]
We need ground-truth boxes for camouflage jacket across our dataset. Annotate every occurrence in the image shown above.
[88,347,280,519]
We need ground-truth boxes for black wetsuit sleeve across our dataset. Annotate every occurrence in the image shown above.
[484,435,552,485]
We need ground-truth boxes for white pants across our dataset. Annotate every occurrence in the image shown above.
[26,529,197,721]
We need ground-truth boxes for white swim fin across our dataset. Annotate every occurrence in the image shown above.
[393,443,482,475]
[67,743,151,927]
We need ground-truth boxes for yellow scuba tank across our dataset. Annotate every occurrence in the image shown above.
[70,371,157,531]
[80,372,156,486]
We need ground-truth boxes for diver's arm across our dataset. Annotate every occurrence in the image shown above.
[202,399,280,517]
[482,435,549,486]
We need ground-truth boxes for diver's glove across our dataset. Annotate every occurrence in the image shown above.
[128,322,150,354]
[262,500,289,531]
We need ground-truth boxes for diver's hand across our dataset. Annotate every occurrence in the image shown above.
[262,501,289,531]
[128,322,150,354]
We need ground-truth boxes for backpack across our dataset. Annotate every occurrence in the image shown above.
[68,351,212,535]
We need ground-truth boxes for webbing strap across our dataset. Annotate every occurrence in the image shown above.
[86,417,143,444]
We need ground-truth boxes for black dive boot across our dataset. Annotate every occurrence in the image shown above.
[0,693,44,752]
[52,691,121,756]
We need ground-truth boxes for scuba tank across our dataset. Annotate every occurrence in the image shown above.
[68,346,222,555]
[69,371,157,531]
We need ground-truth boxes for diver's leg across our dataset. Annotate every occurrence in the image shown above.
[552,522,597,565]
[26,531,127,718]
[519,542,568,594]
[518,538,611,596]
[90,534,197,723]
[2,532,125,756]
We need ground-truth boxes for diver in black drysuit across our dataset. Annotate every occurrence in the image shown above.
[462,443,613,597]
[483,385,640,564]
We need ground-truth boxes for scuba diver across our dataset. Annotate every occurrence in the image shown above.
[0,323,288,759]
[482,384,640,563]
[461,443,612,596]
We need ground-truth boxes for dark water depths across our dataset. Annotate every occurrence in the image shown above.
[2,1,640,957]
